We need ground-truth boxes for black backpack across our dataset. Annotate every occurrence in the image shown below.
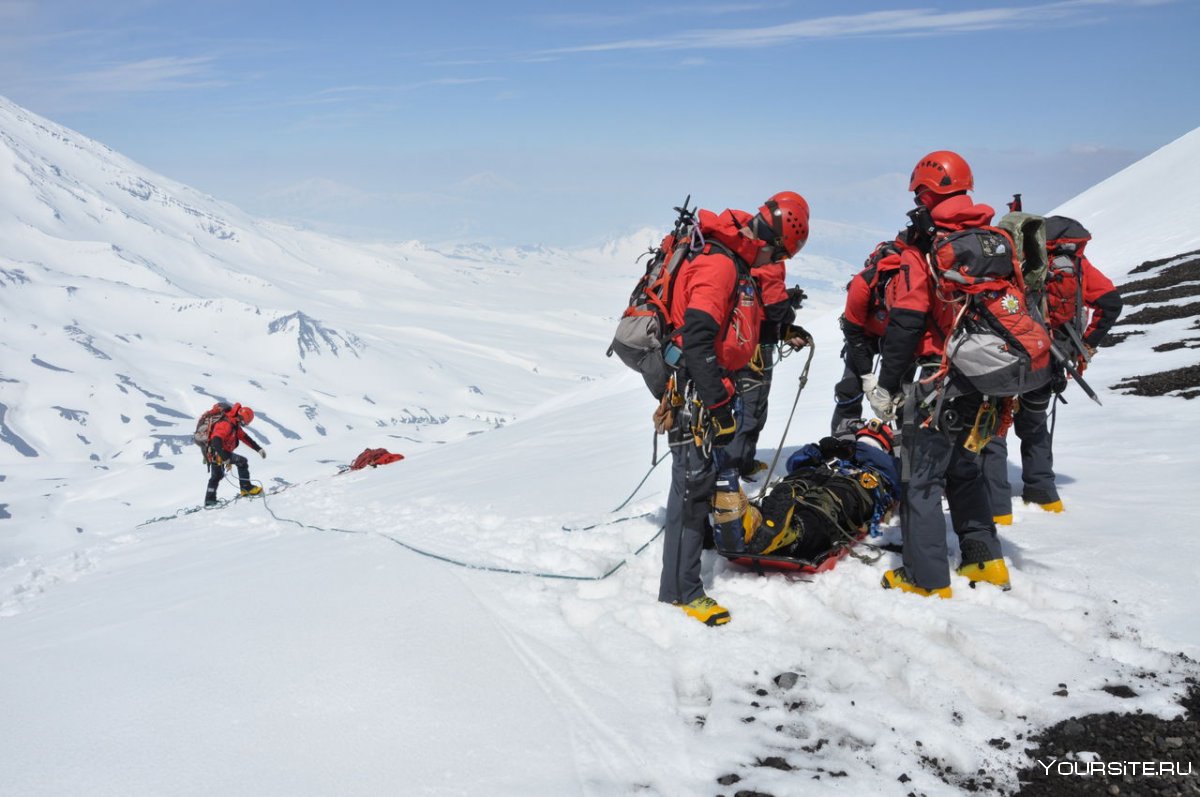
[928,227,1053,397]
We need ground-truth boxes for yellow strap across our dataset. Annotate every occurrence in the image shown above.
[748,345,765,374]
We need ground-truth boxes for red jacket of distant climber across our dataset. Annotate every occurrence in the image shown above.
[209,411,261,458]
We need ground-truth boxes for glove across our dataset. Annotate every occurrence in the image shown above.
[1050,368,1069,395]
[708,404,737,448]
[786,286,807,310]
[258,448,267,459]
[862,374,899,422]
[652,403,674,435]
[783,324,811,350]
[818,436,857,461]
[1078,344,1097,374]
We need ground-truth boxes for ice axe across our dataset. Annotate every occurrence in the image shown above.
[1050,341,1102,406]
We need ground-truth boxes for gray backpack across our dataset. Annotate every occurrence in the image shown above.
[607,199,700,398]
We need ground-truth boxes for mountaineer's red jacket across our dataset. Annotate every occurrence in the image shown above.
[877,194,996,393]
[751,260,797,345]
[209,411,261,459]
[667,208,765,408]
[839,244,901,377]
[843,243,903,341]
[1044,253,1122,346]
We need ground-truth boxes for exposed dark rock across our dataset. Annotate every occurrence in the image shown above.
[1123,281,1200,307]
[755,757,793,771]
[1099,330,1144,348]
[773,672,800,691]
[1111,363,1200,398]
[1153,338,1200,353]
[1129,249,1200,275]
[1116,300,1200,327]
[1122,255,1200,289]
[1013,680,1200,796]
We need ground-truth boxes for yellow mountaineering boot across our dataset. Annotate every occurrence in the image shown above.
[743,503,798,556]
[881,567,952,599]
[1031,499,1064,513]
[993,514,1013,526]
[240,485,263,497]
[957,538,1011,590]
[677,595,731,627]
[957,558,1012,590]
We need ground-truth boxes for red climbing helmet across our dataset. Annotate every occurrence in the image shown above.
[908,150,973,196]
[235,405,254,424]
[856,418,894,453]
[756,191,810,258]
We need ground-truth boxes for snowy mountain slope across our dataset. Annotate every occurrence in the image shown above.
[2,93,1199,796]
[1051,126,1200,276]
[0,96,718,557]
[2,343,1196,796]
[0,96,850,554]
[1048,127,1200,404]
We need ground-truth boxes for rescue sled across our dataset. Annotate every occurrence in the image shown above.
[718,526,870,575]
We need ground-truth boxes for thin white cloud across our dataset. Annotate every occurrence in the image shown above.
[65,56,223,93]
[534,4,782,28]
[541,0,1175,53]
[422,77,504,87]
[290,77,504,108]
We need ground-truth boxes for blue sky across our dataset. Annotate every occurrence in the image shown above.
[2,0,1197,255]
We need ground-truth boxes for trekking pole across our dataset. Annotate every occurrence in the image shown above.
[754,339,816,502]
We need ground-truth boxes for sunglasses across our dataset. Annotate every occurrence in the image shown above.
[750,211,779,247]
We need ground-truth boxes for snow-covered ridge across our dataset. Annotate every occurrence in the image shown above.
[1052,126,1200,275]
[0,96,684,539]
